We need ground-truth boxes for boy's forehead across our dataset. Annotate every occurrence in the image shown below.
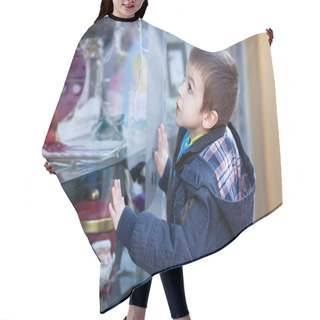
[186,62,195,78]
[186,61,192,73]
[186,61,205,85]
[186,61,201,76]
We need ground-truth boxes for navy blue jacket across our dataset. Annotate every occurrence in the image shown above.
[116,122,255,275]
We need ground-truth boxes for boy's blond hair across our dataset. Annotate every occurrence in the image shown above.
[189,48,239,127]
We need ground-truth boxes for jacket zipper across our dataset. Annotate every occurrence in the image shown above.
[180,197,194,224]
[167,151,186,220]
[167,162,179,222]
[167,153,188,221]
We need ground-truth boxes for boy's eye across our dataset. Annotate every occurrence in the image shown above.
[187,83,192,93]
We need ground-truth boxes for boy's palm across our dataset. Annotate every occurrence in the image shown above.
[154,124,169,178]
[109,179,125,231]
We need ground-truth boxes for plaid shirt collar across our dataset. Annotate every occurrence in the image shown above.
[174,124,227,170]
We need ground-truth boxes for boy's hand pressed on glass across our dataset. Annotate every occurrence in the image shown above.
[154,123,169,178]
[109,179,125,231]
[110,123,168,230]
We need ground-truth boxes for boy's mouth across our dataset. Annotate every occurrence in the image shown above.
[176,101,181,112]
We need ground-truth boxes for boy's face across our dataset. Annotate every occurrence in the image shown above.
[176,61,206,140]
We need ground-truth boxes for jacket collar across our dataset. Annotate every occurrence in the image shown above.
[174,124,227,169]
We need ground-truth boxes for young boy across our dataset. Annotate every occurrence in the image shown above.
[109,47,255,276]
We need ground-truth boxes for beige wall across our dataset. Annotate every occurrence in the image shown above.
[243,33,282,221]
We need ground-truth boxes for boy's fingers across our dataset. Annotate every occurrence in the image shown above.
[115,180,119,199]
[112,186,118,208]
[117,179,122,198]
[160,123,165,136]
[109,203,117,229]
[117,180,123,201]
[111,186,115,202]
[158,127,163,149]
[161,125,168,145]
[109,202,119,230]
[158,124,169,154]
[113,179,118,197]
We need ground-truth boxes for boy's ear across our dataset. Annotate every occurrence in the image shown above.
[202,110,218,130]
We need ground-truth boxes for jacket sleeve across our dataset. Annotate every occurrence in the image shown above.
[158,156,172,195]
[116,192,215,275]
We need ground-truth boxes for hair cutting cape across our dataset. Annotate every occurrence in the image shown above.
[42,15,281,313]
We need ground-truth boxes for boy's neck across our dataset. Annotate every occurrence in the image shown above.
[188,128,210,142]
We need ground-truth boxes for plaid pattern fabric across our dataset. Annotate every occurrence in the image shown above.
[200,127,252,201]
